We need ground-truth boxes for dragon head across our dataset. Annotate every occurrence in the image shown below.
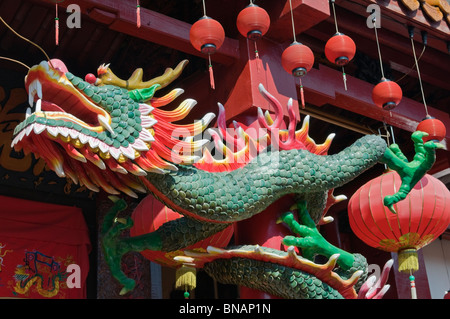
[11,59,215,197]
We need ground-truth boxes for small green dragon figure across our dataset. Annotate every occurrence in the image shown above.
[11,59,442,298]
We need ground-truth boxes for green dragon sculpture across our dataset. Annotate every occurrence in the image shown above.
[11,59,442,299]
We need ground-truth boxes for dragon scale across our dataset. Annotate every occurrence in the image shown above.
[141,134,386,224]
[12,59,440,298]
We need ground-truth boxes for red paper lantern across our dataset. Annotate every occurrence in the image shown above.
[348,170,450,273]
[189,16,225,54]
[236,4,270,40]
[281,42,315,77]
[372,78,403,110]
[130,195,234,267]
[416,115,446,142]
[324,32,356,66]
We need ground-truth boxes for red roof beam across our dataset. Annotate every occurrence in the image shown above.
[48,0,240,65]
[302,63,450,146]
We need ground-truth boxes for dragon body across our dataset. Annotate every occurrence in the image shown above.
[11,59,441,299]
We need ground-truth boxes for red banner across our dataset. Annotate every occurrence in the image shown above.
[0,195,91,298]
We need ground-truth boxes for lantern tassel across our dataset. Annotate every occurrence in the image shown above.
[409,274,417,299]
[398,248,419,274]
[55,4,59,46]
[175,265,197,297]
[254,41,261,73]
[342,67,347,91]
[137,0,141,28]
[299,78,305,109]
[208,55,215,90]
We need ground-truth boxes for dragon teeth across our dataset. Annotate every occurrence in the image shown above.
[78,133,89,144]
[58,127,69,138]
[88,136,100,149]
[47,126,59,137]
[69,130,79,139]
[27,80,43,107]
[98,141,110,154]
[109,147,121,160]
[33,123,46,135]
[25,125,33,137]
[120,145,135,160]
[98,115,116,137]
[28,90,35,107]
[35,99,42,112]
[25,107,32,118]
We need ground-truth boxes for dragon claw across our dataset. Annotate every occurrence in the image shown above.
[279,201,356,270]
[381,130,442,212]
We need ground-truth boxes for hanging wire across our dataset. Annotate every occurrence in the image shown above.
[202,0,207,16]
[288,0,297,42]
[378,123,392,147]
[330,0,340,34]
[330,1,348,90]
[373,17,385,79]
[395,46,426,83]
[410,35,429,116]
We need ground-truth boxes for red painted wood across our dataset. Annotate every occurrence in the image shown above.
[301,64,450,145]
[264,0,330,43]
[336,0,450,43]
[51,0,239,65]
[304,8,450,91]
[216,37,300,121]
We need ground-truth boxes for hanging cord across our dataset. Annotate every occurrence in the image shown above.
[0,16,53,68]
[330,1,347,90]
[395,45,426,83]
[378,123,392,147]
[397,30,427,84]
[200,0,215,89]
[378,123,393,170]
[288,0,297,42]
[373,17,385,79]
[289,0,306,107]
[330,0,339,34]
[409,34,429,116]
[202,0,207,16]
